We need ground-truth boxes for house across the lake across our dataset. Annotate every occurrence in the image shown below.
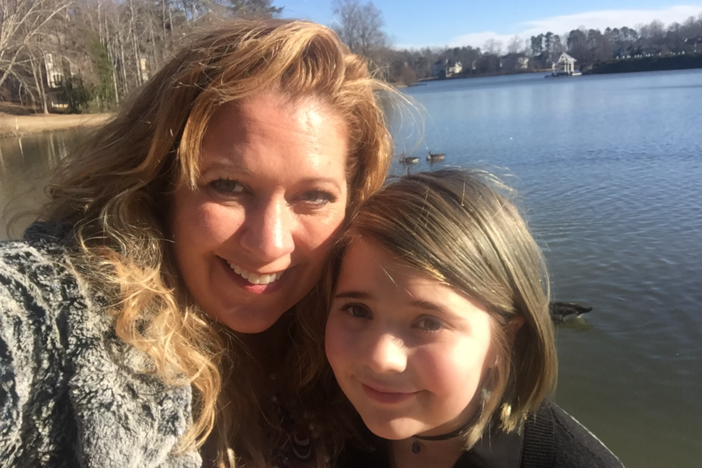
[551,53,579,76]
[432,59,463,79]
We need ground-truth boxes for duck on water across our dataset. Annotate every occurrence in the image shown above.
[427,151,445,162]
[549,301,592,324]
[399,154,419,165]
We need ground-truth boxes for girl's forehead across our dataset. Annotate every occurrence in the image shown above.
[335,238,493,328]
[341,237,413,277]
[338,237,489,309]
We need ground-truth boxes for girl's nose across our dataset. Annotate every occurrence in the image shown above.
[365,332,408,374]
[239,196,295,262]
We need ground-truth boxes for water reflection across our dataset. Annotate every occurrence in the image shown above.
[0,130,87,240]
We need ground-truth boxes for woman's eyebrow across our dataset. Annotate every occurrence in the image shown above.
[200,161,252,176]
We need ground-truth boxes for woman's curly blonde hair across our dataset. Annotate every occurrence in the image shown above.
[40,19,396,467]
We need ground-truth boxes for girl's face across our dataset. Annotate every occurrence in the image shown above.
[325,238,496,440]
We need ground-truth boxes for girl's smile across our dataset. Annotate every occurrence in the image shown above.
[360,381,420,405]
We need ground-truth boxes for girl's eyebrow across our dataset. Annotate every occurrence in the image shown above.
[335,293,450,314]
[410,299,445,312]
[409,299,465,320]
[333,290,372,300]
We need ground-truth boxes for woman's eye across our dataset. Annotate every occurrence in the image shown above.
[415,317,444,332]
[341,303,372,319]
[209,178,245,194]
[299,190,335,205]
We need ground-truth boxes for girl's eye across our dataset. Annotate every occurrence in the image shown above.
[415,317,444,332]
[209,178,245,194]
[299,190,335,206]
[341,303,372,319]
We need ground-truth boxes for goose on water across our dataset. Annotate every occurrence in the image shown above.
[549,301,592,324]
[427,151,445,162]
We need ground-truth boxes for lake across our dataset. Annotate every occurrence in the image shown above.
[395,69,702,468]
[1,69,701,467]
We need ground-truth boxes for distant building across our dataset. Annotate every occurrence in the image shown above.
[613,47,631,59]
[552,53,577,75]
[432,59,463,78]
[501,53,529,72]
[140,58,149,82]
[44,53,63,89]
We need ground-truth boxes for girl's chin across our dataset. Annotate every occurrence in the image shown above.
[362,421,427,441]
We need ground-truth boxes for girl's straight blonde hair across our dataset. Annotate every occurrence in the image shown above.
[39,19,396,467]
[311,168,557,452]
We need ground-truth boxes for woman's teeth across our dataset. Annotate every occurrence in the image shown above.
[228,263,284,285]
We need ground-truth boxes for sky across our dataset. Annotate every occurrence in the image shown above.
[278,1,702,50]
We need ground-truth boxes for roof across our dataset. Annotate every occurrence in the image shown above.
[556,52,577,64]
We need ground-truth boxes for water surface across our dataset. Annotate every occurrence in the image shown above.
[396,69,702,468]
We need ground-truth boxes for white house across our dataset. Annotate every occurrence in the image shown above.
[44,53,64,88]
[432,59,463,78]
[552,53,577,75]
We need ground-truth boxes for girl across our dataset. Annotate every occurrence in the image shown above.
[322,169,623,468]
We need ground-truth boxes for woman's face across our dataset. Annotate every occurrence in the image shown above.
[326,239,495,440]
[170,92,349,333]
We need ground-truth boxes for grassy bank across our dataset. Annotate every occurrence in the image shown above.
[0,112,112,138]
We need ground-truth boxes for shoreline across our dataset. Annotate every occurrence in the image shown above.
[0,113,113,138]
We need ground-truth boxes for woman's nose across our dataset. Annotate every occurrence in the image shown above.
[239,196,295,262]
[365,333,408,374]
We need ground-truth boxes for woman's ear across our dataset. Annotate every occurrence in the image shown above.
[506,315,525,343]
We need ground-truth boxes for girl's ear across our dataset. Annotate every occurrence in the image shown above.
[506,315,525,343]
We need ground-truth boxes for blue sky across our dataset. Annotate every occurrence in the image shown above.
[279,1,702,49]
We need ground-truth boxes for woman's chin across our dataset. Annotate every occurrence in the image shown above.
[202,302,288,334]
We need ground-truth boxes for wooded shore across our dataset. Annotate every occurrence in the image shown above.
[586,53,702,74]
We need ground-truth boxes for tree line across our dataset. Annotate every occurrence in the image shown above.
[330,1,702,84]
[0,0,281,113]
[2,0,702,113]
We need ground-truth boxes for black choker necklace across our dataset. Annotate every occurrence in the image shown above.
[410,421,472,454]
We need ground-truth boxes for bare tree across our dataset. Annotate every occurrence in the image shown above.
[224,0,282,18]
[506,35,523,54]
[0,0,71,90]
[332,0,388,70]
[483,38,503,56]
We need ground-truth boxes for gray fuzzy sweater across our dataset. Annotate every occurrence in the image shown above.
[0,224,201,467]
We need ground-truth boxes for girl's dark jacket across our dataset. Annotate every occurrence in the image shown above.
[338,400,624,468]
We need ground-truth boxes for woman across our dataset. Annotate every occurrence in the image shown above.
[0,19,395,468]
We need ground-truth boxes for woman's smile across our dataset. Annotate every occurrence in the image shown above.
[225,259,286,285]
[217,256,290,295]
